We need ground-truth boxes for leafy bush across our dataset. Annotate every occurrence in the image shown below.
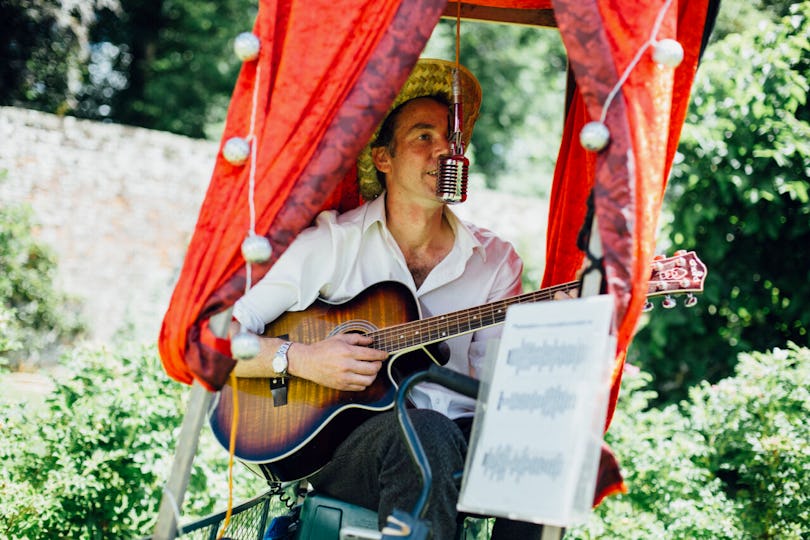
[632,1,810,403]
[0,198,85,370]
[569,343,810,539]
[0,343,266,539]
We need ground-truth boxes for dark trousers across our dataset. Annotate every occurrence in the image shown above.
[309,409,546,540]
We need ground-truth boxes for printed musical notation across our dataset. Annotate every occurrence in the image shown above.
[506,339,587,372]
[497,386,576,418]
[458,295,615,525]
[482,445,564,482]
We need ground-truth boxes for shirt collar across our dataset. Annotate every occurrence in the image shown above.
[444,205,487,262]
[361,192,388,232]
[361,192,486,261]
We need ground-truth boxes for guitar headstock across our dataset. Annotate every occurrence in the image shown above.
[644,250,707,311]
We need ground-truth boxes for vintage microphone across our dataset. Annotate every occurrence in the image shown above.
[436,68,469,204]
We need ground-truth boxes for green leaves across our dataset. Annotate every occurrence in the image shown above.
[0,343,263,539]
[569,345,810,539]
[0,198,85,369]
[632,1,810,403]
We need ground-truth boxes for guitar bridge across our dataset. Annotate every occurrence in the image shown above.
[270,377,288,407]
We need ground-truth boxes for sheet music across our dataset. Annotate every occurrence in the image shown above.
[457,295,615,526]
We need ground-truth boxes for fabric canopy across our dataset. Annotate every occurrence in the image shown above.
[159,0,448,388]
[543,0,711,428]
[158,0,714,506]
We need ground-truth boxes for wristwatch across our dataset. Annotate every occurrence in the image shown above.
[272,341,292,377]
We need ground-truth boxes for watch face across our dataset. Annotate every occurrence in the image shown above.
[272,354,287,373]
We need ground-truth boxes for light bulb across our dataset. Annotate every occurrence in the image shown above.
[580,121,610,152]
[234,32,261,61]
[241,234,272,263]
[222,136,250,165]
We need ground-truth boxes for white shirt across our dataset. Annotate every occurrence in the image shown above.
[233,194,523,418]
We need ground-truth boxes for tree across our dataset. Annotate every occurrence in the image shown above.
[83,0,256,137]
[0,0,255,138]
[0,0,105,114]
[630,1,810,403]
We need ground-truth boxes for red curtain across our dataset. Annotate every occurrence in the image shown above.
[158,0,447,390]
[544,0,710,428]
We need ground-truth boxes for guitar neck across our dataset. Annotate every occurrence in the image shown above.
[368,281,579,354]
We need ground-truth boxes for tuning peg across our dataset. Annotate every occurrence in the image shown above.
[684,293,698,308]
[642,300,654,312]
[662,295,677,309]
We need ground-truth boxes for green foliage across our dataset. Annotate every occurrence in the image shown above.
[0,343,263,539]
[631,2,810,402]
[0,200,84,369]
[83,0,256,137]
[569,344,810,539]
[0,0,90,113]
[1,0,255,138]
[690,344,810,537]
[711,0,800,42]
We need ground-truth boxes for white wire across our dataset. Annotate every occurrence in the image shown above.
[600,0,675,123]
[247,65,261,237]
[244,65,262,295]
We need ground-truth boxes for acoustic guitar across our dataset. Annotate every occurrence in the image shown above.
[209,251,706,482]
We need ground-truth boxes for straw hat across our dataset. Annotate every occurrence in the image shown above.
[357,58,482,200]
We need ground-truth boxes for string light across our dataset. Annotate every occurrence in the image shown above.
[216,30,264,540]
[580,0,683,152]
[222,136,250,165]
[233,32,261,61]
[226,33,268,362]
[653,38,684,68]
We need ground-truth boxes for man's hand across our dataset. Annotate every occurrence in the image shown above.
[230,319,388,392]
[553,288,579,301]
[289,333,388,392]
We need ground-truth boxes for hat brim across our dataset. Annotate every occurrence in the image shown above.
[357,58,482,201]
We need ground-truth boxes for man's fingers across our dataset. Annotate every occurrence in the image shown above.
[334,333,388,360]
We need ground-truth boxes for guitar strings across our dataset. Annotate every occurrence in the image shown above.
[370,281,579,351]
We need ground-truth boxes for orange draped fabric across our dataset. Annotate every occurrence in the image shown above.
[543,0,710,427]
[158,0,447,389]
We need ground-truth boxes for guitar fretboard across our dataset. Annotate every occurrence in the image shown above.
[368,281,579,353]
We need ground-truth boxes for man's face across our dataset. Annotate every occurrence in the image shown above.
[372,97,451,203]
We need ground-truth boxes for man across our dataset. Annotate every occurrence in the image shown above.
[232,58,549,539]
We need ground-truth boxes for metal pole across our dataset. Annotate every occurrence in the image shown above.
[153,308,230,539]
[581,216,604,298]
[153,380,213,540]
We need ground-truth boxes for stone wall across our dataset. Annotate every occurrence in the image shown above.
[1,107,217,344]
[0,106,547,346]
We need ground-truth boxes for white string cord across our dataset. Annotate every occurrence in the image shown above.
[247,65,261,238]
[244,65,262,297]
[600,0,675,123]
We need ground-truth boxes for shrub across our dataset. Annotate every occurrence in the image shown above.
[0,343,265,539]
[569,344,809,539]
[0,198,85,370]
[687,344,810,538]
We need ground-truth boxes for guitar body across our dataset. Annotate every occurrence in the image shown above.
[209,281,437,482]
